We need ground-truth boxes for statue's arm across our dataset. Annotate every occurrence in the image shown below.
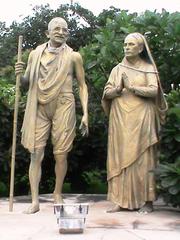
[105,87,122,99]
[21,51,35,90]
[123,66,158,98]
[73,51,88,136]
[15,50,34,90]
[132,73,158,98]
[104,69,123,99]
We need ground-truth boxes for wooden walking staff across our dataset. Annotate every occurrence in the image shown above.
[9,35,23,212]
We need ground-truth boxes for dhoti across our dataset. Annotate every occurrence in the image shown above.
[34,93,76,154]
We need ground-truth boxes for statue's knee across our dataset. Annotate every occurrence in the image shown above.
[54,153,68,163]
[31,147,45,162]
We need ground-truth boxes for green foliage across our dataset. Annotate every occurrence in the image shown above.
[0,78,29,197]
[160,89,180,164]
[155,160,180,208]
[82,170,107,194]
[62,182,72,193]
[81,10,180,94]
[14,173,29,195]
[0,79,15,107]
[134,10,180,91]
[0,79,14,197]
[0,181,8,196]
[156,89,180,207]
[81,10,137,94]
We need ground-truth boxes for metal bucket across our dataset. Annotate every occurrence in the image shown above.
[54,203,89,234]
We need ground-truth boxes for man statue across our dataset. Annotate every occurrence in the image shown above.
[15,17,88,214]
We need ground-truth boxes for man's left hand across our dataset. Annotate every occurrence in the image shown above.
[79,115,89,137]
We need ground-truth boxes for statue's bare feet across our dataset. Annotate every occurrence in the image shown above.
[23,203,40,214]
[107,204,122,213]
[53,193,64,204]
[138,201,153,214]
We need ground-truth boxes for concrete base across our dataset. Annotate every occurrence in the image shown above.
[0,194,180,240]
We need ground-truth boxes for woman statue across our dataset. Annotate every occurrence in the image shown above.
[102,32,168,213]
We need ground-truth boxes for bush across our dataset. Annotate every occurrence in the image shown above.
[156,89,180,207]
[155,160,180,208]
[82,170,107,194]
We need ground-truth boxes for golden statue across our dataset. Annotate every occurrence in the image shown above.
[15,17,88,214]
[102,32,168,213]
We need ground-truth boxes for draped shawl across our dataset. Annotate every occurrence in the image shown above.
[21,43,73,153]
[102,60,168,181]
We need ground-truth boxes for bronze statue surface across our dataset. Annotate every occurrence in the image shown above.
[102,32,168,213]
[15,17,88,214]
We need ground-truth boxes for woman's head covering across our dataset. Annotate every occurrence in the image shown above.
[125,32,154,64]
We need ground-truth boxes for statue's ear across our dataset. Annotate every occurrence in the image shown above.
[139,44,144,54]
[66,30,70,40]
[45,30,50,39]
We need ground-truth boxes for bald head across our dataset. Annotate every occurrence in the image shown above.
[46,17,69,48]
[48,17,68,31]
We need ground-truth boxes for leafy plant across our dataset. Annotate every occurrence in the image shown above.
[0,181,8,196]
[155,160,180,208]
[82,170,107,194]
[160,89,180,164]
[156,89,180,207]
